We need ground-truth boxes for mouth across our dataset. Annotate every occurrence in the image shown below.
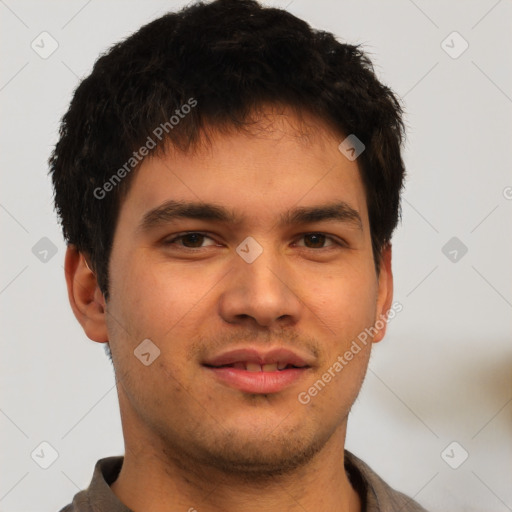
[206,361,305,372]
[202,347,312,394]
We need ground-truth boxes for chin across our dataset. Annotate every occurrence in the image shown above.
[189,421,330,480]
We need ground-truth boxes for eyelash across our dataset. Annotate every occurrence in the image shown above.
[162,232,346,250]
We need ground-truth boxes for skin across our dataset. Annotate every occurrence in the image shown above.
[65,106,393,512]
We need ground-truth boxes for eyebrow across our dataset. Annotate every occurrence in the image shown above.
[138,199,363,233]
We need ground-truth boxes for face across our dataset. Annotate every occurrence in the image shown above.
[103,108,392,477]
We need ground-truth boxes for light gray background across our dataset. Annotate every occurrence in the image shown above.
[1,1,511,511]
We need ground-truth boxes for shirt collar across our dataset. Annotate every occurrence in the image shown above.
[71,451,427,512]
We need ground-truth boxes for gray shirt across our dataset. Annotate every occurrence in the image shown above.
[58,451,429,511]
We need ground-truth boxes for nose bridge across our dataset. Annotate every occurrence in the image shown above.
[238,247,283,295]
[218,237,301,327]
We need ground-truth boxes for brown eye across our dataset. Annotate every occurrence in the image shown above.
[297,233,338,249]
[164,232,217,248]
[304,234,326,248]
[179,233,206,247]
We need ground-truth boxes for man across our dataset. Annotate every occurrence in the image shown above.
[51,0,428,510]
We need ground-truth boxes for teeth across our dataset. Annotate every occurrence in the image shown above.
[231,362,290,372]
[246,362,262,372]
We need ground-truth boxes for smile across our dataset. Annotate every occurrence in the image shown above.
[202,347,313,394]
[214,362,304,372]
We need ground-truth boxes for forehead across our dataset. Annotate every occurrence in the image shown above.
[118,107,369,230]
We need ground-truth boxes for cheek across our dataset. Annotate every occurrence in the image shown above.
[109,243,378,349]
[115,255,218,342]
[297,263,379,338]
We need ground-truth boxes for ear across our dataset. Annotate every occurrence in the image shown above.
[372,244,394,344]
[64,245,108,343]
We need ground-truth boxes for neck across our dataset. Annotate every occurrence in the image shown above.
[110,419,361,512]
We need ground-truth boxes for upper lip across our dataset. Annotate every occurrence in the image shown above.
[203,347,313,368]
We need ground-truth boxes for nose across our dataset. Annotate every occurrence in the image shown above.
[218,244,302,329]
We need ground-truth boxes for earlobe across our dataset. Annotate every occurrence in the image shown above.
[372,244,394,344]
[64,245,109,343]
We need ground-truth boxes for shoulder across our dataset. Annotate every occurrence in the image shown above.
[56,456,125,512]
[345,450,430,512]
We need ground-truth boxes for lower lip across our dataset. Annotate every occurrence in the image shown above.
[205,366,309,394]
